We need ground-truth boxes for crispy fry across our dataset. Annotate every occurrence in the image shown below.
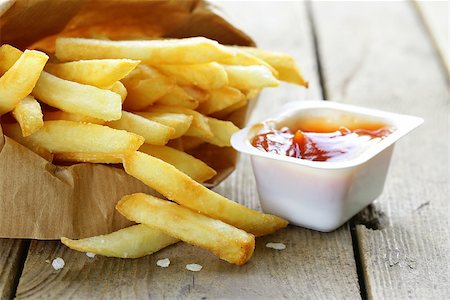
[122,65,175,110]
[135,112,192,139]
[156,85,199,109]
[155,62,227,90]
[139,144,216,182]
[106,111,174,145]
[0,50,48,115]
[235,46,308,86]
[54,152,123,164]
[146,105,213,140]
[2,123,53,161]
[219,49,278,76]
[61,224,178,258]
[224,65,279,90]
[123,152,288,237]
[197,87,245,115]
[4,121,144,154]
[12,95,43,136]
[43,111,105,125]
[116,193,255,265]
[0,44,22,74]
[55,37,236,64]
[109,81,127,103]
[201,117,239,147]
[33,72,123,121]
[45,59,139,88]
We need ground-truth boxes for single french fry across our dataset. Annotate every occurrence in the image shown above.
[106,111,174,145]
[201,117,239,147]
[54,152,123,164]
[109,81,127,103]
[122,65,175,110]
[2,123,53,161]
[218,49,278,76]
[135,112,192,139]
[12,95,43,136]
[3,120,144,154]
[156,85,199,109]
[61,224,179,258]
[182,86,209,104]
[0,49,48,115]
[45,59,139,88]
[55,37,236,64]
[235,46,308,86]
[123,152,288,237]
[0,44,22,74]
[197,87,245,115]
[145,105,213,140]
[139,144,216,183]
[116,193,255,265]
[43,111,105,125]
[224,65,279,90]
[155,62,228,90]
[33,72,123,121]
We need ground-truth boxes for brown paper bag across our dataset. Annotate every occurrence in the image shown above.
[0,0,254,239]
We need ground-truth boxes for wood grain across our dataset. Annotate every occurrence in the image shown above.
[15,2,361,299]
[413,0,449,78]
[311,1,450,298]
[0,239,28,300]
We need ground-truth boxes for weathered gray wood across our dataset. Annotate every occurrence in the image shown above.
[413,0,449,78]
[15,2,361,299]
[311,1,450,299]
[0,239,27,300]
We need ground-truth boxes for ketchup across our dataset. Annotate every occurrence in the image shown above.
[251,123,392,162]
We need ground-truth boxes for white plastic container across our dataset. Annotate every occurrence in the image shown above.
[231,101,423,232]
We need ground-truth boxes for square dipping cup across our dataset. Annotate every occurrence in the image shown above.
[231,101,423,232]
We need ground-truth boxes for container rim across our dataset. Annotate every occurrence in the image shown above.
[231,100,424,170]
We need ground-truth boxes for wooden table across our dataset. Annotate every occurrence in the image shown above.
[1,1,448,299]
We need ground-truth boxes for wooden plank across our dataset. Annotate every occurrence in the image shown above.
[15,2,361,299]
[311,1,450,299]
[413,0,449,78]
[0,239,28,300]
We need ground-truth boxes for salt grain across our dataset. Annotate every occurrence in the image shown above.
[86,252,96,258]
[52,257,65,270]
[266,242,286,250]
[156,258,170,268]
[186,263,202,272]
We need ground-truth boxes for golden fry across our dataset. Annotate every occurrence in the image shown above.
[61,224,178,258]
[12,95,43,136]
[116,193,255,265]
[43,111,105,125]
[139,144,216,183]
[156,85,199,109]
[109,81,127,103]
[123,151,288,237]
[224,65,279,90]
[202,117,239,147]
[197,87,245,115]
[135,112,192,139]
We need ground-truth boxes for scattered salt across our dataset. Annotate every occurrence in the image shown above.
[86,252,96,258]
[51,257,65,270]
[45,259,50,264]
[266,242,286,250]
[156,258,170,268]
[186,263,202,272]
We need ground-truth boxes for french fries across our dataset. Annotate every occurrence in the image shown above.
[12,96,43,136]
[156,85,199,109]
[202,117,240,147]
[139,144,216,183]
[155,63,228,90]
[54,153,123,164]
[116,193,255,265]
[33,72,123,121]
[0,44,22,74]
[136,112,193,139]
[122,65,175,110]
[235,46,308,86]
[197,87,245,115]
[43,111,105,125]
[224,65,279,90]
[45,59,139,88]
[62,224,179,258]
[55,37,236,64]
[123,151,288,237]
[109,81,127,103]
[106,111,174,145]
[4,120,144,155]
[0,49,48,115]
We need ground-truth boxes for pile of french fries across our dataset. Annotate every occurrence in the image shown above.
[0,37,306,265]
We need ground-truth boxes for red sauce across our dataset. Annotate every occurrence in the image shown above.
[251,123,392,162]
